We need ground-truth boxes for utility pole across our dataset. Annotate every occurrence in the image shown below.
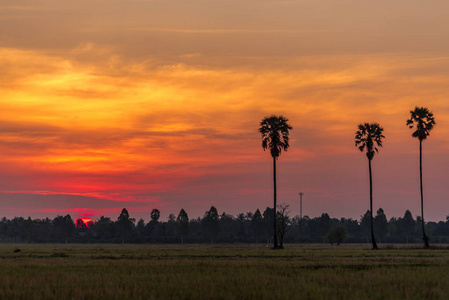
[299,192,304,219]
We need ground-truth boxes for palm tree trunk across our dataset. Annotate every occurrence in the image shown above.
[420,139,430,248]
[273,156,278,248]
[369,158,378,250]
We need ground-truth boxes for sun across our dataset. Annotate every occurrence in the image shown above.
[75,217,93,228]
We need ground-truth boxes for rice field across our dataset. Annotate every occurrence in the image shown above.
[1,244,449,299]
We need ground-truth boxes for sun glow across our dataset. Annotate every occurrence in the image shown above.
[75,217,93,228]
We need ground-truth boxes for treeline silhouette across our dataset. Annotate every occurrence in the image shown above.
[2,207,449,244]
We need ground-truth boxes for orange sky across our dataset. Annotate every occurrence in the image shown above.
[1,0,449,221]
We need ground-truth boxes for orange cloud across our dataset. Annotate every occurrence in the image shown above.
[1,42,449,221]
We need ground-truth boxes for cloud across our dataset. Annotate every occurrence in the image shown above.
[126,27,324,34]
[1,25,449,220]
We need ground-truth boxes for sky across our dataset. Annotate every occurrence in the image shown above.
[1,0,449,222]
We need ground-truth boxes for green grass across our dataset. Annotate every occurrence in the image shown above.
[1,244,449,299]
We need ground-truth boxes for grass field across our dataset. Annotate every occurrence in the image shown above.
[1,244,449,299]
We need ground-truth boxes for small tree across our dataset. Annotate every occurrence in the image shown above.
[276,203,290,248]
[202,206,219,243]
[317,213,331,243]
[374,208,388,243]
[52,215,75,243]
[176,209,189,244]
[251,209,264,243]
[326,226,347,245]
[262,207,274,244]
[401,210,416,243]
[150,209,160,223]
[117,208,135,244]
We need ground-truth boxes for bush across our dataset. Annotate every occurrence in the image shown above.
[326,226,347,245]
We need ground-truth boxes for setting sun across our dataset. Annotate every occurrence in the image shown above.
[76,217,93,228]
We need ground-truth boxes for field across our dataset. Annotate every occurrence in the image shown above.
[1,244,449,299]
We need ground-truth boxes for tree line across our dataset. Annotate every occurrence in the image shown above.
[2,207,449,244]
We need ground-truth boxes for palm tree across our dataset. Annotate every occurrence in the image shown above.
[259,115,292,249]
[355,123,384,250]
[407,107,435,248]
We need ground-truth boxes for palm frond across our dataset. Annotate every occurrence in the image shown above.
[259,115,292,158]
[354,122,385,160]
[406,107,435,141]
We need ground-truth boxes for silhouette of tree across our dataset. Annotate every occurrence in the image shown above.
[52,215,75,243]
[176,209,189,244]
[262,207,274,244]
[359,210,371,243]
[117,208,135,244]
[374,208,388,243]
[150,209,160,223]
[251,209,264,243]
[407,106,435,248]
[76,219,87,230]
[317,213,331,243]
[355,122,384,249]
[146,208,161,238]
[276,203,290,248]
[135,218,146,241]
[401,210,416,243]
[165,213,177,240]
[92,216,114,241]
[218,212,237,242]
[202,206,219,243]
[326,226,347,245]
[259,115,292,249]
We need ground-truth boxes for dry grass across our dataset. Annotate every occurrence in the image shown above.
[1,244,449,299]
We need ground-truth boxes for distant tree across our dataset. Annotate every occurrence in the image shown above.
[407,106,435,248]
[387,217,398,241]
[92,216,114,241]
[262,207,274,244]
[117,208,135,244]
[23,217,34,243]
[76,218,94,240]
[401,210,416,243]
[146,208,161,238]
[165,213,177,240]
[176,209,189,244]
[236,213,251,240]
[202,206,219,243]
[317,213,331,243]
[276,203,290,248]
[355,122,385,249]
[150,209,160,223]
[52,215,75,243]
[219,212,237,242]
[8,217,25,242]
[251,209,264,243]
[374,208,388,243]
[135,218,146,240]
[339,218,359,242]
[259,115,292,249]
[359,210,371,243]
[326,226,347,245]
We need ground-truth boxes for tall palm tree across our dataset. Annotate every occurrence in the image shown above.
[259,115,292,249]
[407,107,435,248]
[355,123,384,250]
